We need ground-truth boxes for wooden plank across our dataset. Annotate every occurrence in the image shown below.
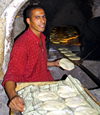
[10,109,14,115]
[83,86,100,106]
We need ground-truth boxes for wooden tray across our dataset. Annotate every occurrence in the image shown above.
[10,81,100,115]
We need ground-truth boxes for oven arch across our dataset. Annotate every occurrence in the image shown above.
[0,0,28,79]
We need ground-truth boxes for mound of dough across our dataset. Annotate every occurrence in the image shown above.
[60,50,72,53]
[57,86,77,98]
[37,91,59,101]
[64,52,76,56]
[59,58,74,70]
[68,56,80,60]
[46,110,70,115]
[42,100,65,110]
[65,96,87,108]
[74,106,98,115]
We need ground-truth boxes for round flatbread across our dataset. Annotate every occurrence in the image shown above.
[58,48,68,51]
[52,41,60,44]
[64,52,76,56]
[46,110,70,115]
[68,56,80,60]
[42,100,65,110]
[59,58,74,71]
[65,96,87,108]
[74,106,98,115]
[60,50,72,53]
[57,86,77,98]
[37,91,59,101]
[60,40,68,43]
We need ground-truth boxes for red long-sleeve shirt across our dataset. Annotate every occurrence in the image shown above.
[2,28,54,87]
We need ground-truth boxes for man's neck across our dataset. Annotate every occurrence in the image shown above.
[35,32,41,38]
[29,27,41,38]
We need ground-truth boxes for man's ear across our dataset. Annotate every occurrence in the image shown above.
[26,18,30,25]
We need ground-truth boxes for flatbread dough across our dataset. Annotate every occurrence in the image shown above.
[52,41,60,44]
[60,40,68,43]
[64,52,76,56]
[74,106,98,115]
[68,56,80,60]
[42,100,65,110]
[60,50,72,53]
[58,48,68,50]
[46,110,70,115]
[59,58,74,70]
[57,86,77,98]
[37,91,59,101]
[65,96,87,108]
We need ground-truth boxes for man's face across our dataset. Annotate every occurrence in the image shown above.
[27,8,46,36]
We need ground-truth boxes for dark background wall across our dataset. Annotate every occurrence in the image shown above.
[18,0,93,32]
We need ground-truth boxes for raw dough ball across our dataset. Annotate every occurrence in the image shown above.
[57,86,77,98]
[65,96,87,108]
[68,56,80,60]
[64,52,76,56]
[60,50,72,53]
[46,110,70,115]
[74,106,98,115]
[37,91,59,101]
[42,100,65,110]
[59,58,74,70]
[58,48,68,50]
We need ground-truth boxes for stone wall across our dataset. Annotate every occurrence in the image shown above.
[92,0,100,17]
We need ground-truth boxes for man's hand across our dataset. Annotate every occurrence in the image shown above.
[5,81,25,112]
[47,59,60,67]
[9,96,25,112]
[54,59,60,67]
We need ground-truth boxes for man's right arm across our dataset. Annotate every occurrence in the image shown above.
[5,81,25,112]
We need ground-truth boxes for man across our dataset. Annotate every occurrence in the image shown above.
[2,5,60,112]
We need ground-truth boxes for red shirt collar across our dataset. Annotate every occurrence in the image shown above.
[27,28,46,43]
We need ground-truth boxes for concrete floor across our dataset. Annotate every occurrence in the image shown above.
[0,80,10,115]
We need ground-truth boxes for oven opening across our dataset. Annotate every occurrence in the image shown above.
[50,26,81,46]
[48,25,81,59]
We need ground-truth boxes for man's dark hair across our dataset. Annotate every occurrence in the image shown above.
[23,5,44,26]
[23,5,44,29]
